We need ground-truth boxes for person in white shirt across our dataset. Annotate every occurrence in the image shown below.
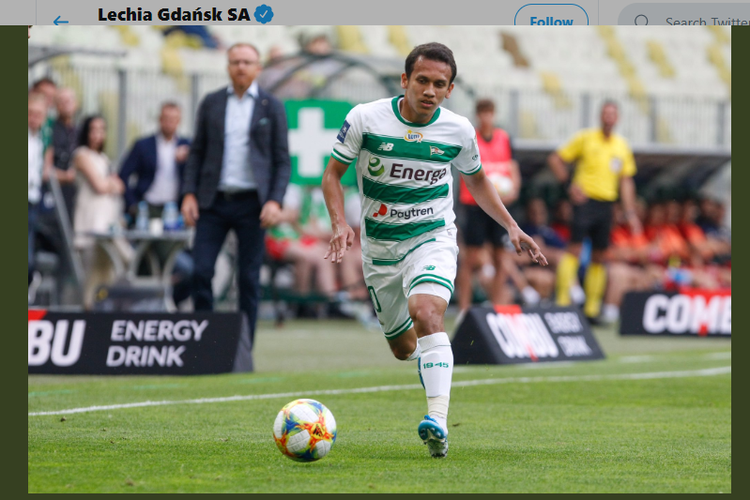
[28,92,48,286]
[119,102,191,218]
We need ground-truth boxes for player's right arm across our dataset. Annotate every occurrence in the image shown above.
[322,158,355,264]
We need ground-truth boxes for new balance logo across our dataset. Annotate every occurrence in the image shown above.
[423,265,436,271]
[378,142,394,151]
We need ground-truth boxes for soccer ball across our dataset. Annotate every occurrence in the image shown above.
[273,399,337,462]
[488,173,514,197]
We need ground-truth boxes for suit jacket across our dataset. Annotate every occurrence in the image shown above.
[181,85,291,209]
[119,134,191,211]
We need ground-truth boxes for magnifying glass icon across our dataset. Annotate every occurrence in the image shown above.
[634,14,648,25]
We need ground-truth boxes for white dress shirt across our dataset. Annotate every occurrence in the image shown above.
[144,133,180,206]
[219,81,259,192]
[28,128,44,204]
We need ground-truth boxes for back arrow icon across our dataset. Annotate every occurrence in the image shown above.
[53,16,69,26]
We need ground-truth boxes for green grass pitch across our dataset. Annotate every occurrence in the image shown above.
[28,319,731,493]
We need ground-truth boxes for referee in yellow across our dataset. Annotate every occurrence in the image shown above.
[547,101,641,321]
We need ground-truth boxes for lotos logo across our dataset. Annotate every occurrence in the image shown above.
[372,203,388,218]
[404,129,423,142]
[430,146,444,156]
[368,157,385,176]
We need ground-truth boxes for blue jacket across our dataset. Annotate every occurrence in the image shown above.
[181,86,291,208]
[119,134,191,211]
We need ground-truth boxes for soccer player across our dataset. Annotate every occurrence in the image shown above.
[321,43,547,458]
[547,101,641,322]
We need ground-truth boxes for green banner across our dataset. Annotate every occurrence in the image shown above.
[285,99,357,186]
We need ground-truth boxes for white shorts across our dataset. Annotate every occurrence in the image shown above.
[362,229,458,340]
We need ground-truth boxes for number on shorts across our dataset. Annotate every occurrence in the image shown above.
[367,286,382,313]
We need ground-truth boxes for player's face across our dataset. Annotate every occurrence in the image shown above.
[401,56,454,123]
[228,46,261,90]
[601,104,618,133]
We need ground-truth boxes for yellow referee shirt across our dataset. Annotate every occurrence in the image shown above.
[557,128,636,202]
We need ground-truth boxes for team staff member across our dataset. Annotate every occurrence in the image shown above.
[547,101,641,321]
[181,43,291,349]
[456,98,521,313]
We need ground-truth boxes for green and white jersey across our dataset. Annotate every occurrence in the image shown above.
[331,96,482,266]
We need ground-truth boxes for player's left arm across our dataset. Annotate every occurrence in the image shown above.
[462,169,548,266]
[322,157,355,264]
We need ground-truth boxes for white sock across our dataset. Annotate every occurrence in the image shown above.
[406,341,421,361]
[522,286,541,305]
[570,285,586,305]
[418,332,453,430]
[602,303,620,324]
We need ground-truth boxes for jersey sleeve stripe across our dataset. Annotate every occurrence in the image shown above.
[463,164,483,175]
[364,218,446,242]
[362,177,449,205]
[331,150,355,164]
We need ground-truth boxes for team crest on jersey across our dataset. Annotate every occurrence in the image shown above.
[430,146,445,157]
[368,157,385,176]
[404,130,423,143]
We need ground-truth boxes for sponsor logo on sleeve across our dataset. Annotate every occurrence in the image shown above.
[336,120,351,143]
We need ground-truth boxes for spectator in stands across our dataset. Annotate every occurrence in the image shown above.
[50,87,81,218]
[118,101,193,305]
[456,99,520,313]
[71,115,129,309]
[550,198,572,244]
[548,100,641,322]
[28,92,49,289]
[604,202,663,323]
[521,198,566,265]
[265,184,338,307]
[30,78,56,176]
[32,87,81,298]
[31,77,57,114]
[119,102,191,219]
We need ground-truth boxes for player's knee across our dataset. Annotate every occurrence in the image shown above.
[411,303,442,333]
[390,340,416,361]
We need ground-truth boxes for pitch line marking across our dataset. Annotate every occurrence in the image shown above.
[27,366,730,417]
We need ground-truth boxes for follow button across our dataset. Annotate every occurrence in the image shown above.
[514,3,590,25]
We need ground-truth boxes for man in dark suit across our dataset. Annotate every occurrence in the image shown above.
[181,43,291,348]
[120,102,191,217]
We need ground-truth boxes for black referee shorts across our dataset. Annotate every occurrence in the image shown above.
[570,199,614,250]
[458,203,507,248]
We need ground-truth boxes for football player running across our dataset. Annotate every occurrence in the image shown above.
[322,42,547,458]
